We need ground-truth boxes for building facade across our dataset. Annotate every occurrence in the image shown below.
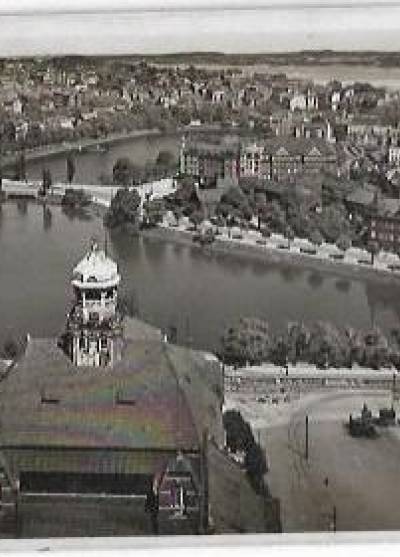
[181,135,337,185]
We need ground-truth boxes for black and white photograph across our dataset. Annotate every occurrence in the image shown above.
[2,0,400,548]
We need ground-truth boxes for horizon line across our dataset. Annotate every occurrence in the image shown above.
[4,49,400,60]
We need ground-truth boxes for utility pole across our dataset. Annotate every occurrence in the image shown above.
[257,429,264,494]
[305,415,309,461]
[199,429,209,534]
[332,505,337,533]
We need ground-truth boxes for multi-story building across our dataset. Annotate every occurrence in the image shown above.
[389,145,400,166]
[180,136,241,185]
[347,186,400,251]
[181,135,337,184]
[241,138,337,182]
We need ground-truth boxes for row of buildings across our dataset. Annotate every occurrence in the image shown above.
[180,135,338,184]
[0,56,397,156]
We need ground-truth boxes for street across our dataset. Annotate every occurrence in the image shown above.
[226,389,400,532]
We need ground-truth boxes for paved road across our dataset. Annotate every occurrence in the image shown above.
[238,390,400,532]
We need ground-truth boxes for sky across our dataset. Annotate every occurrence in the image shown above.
[1,0,400,55]
[1,0,400,13]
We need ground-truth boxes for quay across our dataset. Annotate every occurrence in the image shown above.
[225,364,399,394]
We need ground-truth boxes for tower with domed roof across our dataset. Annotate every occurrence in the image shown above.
[65,240,123,367]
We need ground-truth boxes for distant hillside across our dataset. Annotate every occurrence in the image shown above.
[137,50,400,68]
[5,50,400,68]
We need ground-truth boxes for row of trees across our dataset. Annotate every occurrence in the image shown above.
[223,409,267,494]
[13,152,76,186]
[220,317,400,370]
[215,181,358,250]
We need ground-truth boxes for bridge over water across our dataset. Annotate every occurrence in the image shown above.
[1,178,176,209]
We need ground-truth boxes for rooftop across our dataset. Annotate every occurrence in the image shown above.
[0,319,223,452]
[72,242,120,289]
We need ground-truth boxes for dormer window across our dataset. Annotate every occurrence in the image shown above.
[40,388,60,405]
[115,389,136,406]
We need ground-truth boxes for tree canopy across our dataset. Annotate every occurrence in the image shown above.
[104,188,141,233]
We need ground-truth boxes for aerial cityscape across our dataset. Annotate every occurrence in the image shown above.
[3,0,400,543]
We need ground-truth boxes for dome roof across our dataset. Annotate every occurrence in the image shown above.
[72,242,120,289]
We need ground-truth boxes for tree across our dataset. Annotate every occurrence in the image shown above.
[41,167,52,196]
[310,229,324,247]
[155,150,176,170]
[336,234,352,252]
[285,224,295,249]
[189,209,204,231]
[2,335,25,360]
[220,317,272,366]
[62,188,91,209]
[143,198,165,227]
[15,151,26,181]
[66,153,76,184]
[367,239,380,266]
[244,441,268,494]
[286,322,310,364]
[317,204,350,243]
[217,186,252,223]
[104,188,141,232]
[223,410,254,453]
[266,200,286,234]
[113,157,136,186]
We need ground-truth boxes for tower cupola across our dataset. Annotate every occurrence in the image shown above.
[65,241,123,367]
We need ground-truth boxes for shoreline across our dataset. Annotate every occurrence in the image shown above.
[140,225,400,285]
[2,128,165,168]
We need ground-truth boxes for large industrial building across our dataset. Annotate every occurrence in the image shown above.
[0,243,279,537]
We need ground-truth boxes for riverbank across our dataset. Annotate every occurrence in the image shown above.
[141,225,400,285]
[2,123,227,171]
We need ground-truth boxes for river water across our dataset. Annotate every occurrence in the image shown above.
[23,133,182,185]
[1,201,400,354]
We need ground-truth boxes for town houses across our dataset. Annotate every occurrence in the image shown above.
[180,135,338,184]
[0,55,398,161]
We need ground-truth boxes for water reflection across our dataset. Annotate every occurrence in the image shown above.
[16,199,28,215]
[249,259,272,277]
[1,202,400,352]
[61,205,92,222]
[280,265,299,283]
[335,278,351,293]
[43,205,52,231]
[307,270,324,289]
